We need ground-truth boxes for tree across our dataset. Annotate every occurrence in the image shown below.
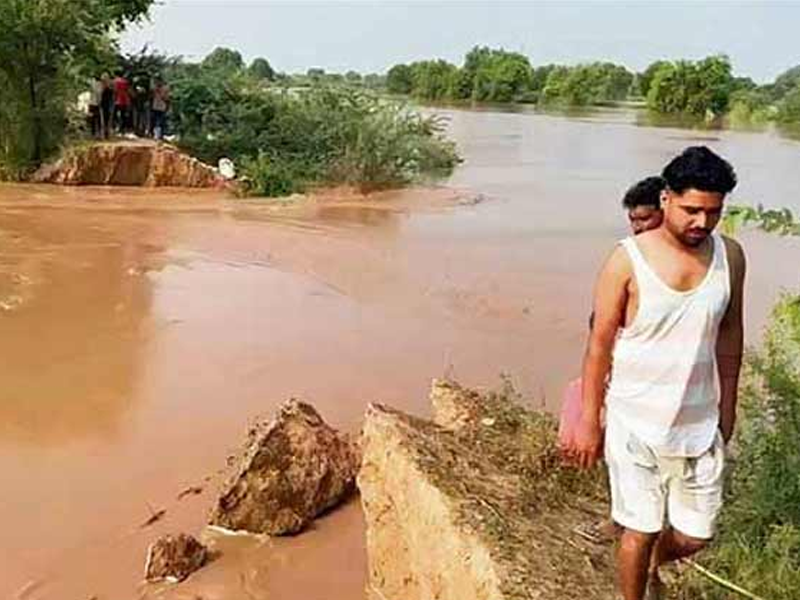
[202,47,244,72]
[771,65,800,101]
[777,85,800,124]
[386,64,413,94]
[458,46,533,102]
[646,55,734,117]
[0,0,153,168]
[249,57,275,81]
[409,60,457,101]
[538,62,632,106]
[531,65,556,93]
[344,70,362,84]
[638,60,669,97]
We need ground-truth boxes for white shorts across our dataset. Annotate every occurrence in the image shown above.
[605,417,725,540]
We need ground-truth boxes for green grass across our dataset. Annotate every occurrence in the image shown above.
[677,294,800,600]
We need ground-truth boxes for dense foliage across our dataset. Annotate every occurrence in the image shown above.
[166,57,460,196]
[385,47,632,106]
[679,293,800,600]
[0,0,152,172]
[645,55,734,117]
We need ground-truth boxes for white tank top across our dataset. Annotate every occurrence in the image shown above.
[605,233,731,457]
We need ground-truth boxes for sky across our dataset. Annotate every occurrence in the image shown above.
[122,1,800,83]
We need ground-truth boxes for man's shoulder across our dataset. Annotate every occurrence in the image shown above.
[602,242,634,281]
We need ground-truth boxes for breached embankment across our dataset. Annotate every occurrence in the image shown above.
[136,380,616,599]
[358,380,616,600]
[31,140,226,187]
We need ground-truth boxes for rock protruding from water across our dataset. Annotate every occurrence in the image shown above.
[144,533,208,583]
[357,380,616,600]
[32,141,225,187]
[209,399,360,535]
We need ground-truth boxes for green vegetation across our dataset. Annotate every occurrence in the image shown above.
[645,55,734,117]
[540,62,633,106]
[384,48,800,130]
[166,53,459,196]
[721,204,800,237]
[0,16,457,196]
[386,47,633,106]
[0,0,153,174]
[678,293,800,600]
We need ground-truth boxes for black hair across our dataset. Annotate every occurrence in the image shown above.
[622,176,666,209]
[662,146,737,195]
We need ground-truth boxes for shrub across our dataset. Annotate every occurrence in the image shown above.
[679,294,800,600]
[168,70,460,197]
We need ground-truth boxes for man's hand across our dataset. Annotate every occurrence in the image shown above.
[573,414,604,469]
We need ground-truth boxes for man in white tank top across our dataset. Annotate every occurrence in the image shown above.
[575,146,746,600]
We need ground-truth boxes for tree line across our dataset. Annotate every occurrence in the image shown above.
[385,47,800,126]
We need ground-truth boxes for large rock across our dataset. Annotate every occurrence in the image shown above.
[144,533,208,583]
[357,380,615,600]
[31,141,225,187]
[209,399,360,535]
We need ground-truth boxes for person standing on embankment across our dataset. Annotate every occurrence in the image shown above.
[574,146,746,600]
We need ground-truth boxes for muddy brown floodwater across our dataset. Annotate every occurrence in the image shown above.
[1,107,799,600]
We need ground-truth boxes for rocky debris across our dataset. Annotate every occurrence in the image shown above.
[31,141,226,188]
[429,378,485,431]
[144,533,208,583]
[209,399,360,535]
[357,380,615,600]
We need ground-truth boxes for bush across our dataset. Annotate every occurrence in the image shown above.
[679,294,800,600]
[169,68,461,197]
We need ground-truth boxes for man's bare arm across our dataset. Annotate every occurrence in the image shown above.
[717,237,746,444]
[575,245,630,468]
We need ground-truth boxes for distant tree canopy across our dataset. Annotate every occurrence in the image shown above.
[542,62,633,106]
[380,49,800,128]
[386,64,413,95]
[385,47,631,106]
[771,65,800,100]
[202,47,244,72]
[409,60,458,101]
[249,57,275,81]
[637,60,670,98]
[460,46,533,102]
[0,0,154,169]
[645,55,734,116]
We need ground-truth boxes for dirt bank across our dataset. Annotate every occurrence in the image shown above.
[359,380,615,600]
[31,140,226,187]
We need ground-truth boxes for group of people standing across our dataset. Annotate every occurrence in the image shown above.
[84,72,170,141]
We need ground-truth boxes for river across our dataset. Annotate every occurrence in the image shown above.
[1,107,799,599]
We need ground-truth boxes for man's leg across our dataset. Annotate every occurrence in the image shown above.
[618,529,659,600]
[651,526,707,567]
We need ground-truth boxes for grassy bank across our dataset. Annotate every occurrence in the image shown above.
[677,293,800,600]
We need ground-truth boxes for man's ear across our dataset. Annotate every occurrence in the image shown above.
[660,189,669,208]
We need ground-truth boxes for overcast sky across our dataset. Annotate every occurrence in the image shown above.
[122,1,800,83]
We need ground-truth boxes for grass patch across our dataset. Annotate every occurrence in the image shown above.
[677,294,800,600]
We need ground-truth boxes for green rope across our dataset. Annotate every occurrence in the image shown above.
[685,559,771,600]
